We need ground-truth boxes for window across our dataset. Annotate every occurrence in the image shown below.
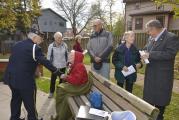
[156,16,165,27]
[135,18,143,30]
[59,22,65,27]
[127,21,132,30]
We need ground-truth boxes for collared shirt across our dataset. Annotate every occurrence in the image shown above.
[154,28,166,41]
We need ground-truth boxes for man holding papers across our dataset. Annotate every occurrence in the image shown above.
[112,31,142,93]
[141,20,179,120]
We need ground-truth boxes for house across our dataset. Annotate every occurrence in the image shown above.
[32,8,67,34]
[123,0,179,33]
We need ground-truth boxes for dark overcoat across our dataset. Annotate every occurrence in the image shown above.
[143,30,179,106]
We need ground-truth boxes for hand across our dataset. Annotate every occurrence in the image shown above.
[60,74,67,79]
[122,66,128,72]
[141,52,149,60]
[95,57,101,63]
[135,63,141,69]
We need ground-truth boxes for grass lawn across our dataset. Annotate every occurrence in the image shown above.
[83,53,91,65]
[0,54,10,59]
[0,72,3,82]
[37,67,179,120]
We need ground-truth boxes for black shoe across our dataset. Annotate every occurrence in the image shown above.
[19,118,25,120]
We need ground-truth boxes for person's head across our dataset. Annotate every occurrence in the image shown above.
[146,20,163,38]
[28,32,43,45]
[68,50,84,64]
[54,32,63,44]
[68,50,75,64]
[123,31,135,45]
[93,19,103,33]
[75,35,82,43]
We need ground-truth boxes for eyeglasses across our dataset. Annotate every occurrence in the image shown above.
[93,24,98,27]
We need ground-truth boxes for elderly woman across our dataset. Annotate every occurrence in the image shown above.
[112,31,142,93]
[73,35,83,52]
[54,50,92,120]
[47,32,68,98]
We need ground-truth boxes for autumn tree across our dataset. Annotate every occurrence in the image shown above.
[0,0,41,32]
[54,0,97,36]
[113,15,125,36]
[154,0,179,17]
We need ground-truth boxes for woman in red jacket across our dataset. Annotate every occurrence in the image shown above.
[55,50,92,120]
[73,35,83,52]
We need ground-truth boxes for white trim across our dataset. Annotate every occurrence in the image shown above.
[33,44,37,61]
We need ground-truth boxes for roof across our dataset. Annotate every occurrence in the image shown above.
[123,0,150,3]
[41,8,67,22]
[129,10,174,16]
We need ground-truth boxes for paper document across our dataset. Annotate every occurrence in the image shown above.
[89,108,109,118]
[121,65,136,77]
[139,50,149,64]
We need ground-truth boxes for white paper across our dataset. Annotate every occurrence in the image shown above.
[139,50,149,64]
[121,65,136,77]
[89,108,109,117]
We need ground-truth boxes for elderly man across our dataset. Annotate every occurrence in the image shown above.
[141,20,179,120]
[4,29,62,120]
[87,19,113,79]
[47,32,68,98]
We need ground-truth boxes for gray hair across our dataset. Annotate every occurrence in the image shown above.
[123,31,135,41]
[93,19,104,26]
[75,35,82,41]
[27,32,38,40]
[54,32,63,38]
[146,20,163,29]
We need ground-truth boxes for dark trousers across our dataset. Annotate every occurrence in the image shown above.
[10,86,38,120]
[50,68,66,93]
[155,105,166,120]
[117,81,134,93]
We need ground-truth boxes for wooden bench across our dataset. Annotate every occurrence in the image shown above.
[68,71,159,120]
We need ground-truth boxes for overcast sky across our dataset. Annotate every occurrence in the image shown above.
[40,0,124,28]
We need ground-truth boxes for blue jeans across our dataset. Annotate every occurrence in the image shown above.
[91,63,110,79]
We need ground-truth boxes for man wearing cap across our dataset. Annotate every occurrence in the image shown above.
[3,29,62,120]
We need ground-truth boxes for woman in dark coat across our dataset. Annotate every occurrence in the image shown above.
[112,31,142,93]
[73,35,83,52]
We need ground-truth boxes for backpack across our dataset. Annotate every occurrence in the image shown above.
[89,91,103,110]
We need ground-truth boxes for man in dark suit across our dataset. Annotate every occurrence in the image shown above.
[141,20,179,120]
[4,29,62,120]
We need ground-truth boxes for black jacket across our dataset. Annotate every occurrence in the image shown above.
[4,39,57,90]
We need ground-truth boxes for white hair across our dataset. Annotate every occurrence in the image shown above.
[54,32,63,38]
[27,32,38,40]
[123,31,135,41]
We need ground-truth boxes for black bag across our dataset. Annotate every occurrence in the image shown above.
[93,62,103,70]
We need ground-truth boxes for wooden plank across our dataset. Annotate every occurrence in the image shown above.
[73,96,85,107]
[90,74,150,120]
[90,71,159,119]
[80,95,91,106]
[68,97,79,116]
